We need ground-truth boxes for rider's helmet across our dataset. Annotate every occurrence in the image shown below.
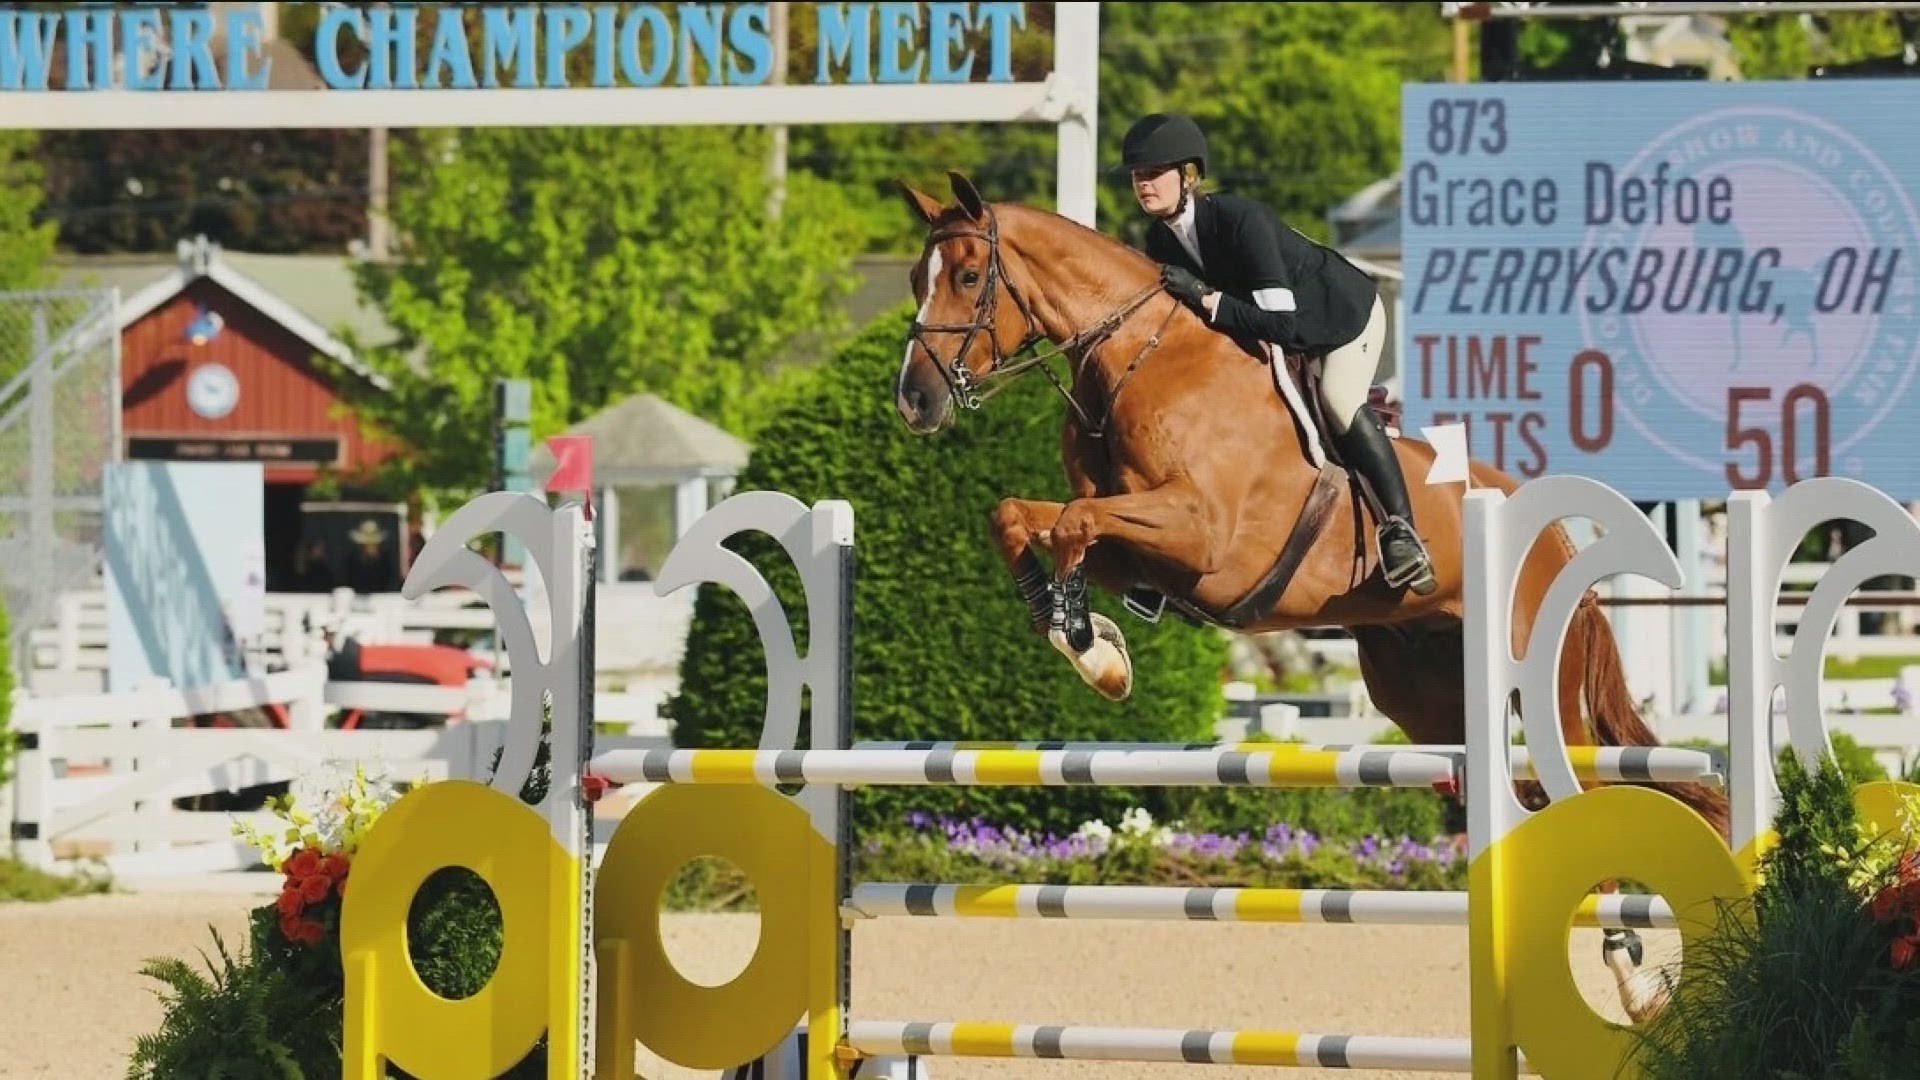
[1117,113,1209,178]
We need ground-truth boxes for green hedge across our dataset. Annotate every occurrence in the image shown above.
[666,305,1239,836]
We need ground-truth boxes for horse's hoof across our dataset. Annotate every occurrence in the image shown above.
[1050,612,1133,701]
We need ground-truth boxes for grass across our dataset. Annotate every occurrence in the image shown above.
[0,856,113,902]
[1708,654,1920,686]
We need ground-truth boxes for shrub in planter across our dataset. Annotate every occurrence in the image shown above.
[1626,751,1920,1080]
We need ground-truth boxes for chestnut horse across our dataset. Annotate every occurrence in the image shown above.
[891,171,1729,849]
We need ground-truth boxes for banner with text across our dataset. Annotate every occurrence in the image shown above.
[1400,81,1920,500]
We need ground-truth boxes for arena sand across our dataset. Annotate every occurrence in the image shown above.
[0,892,1677,1079]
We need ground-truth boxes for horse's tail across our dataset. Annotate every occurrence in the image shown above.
[1572,596,1733,842]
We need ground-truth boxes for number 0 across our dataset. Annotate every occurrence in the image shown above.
[1782,383,1831,484]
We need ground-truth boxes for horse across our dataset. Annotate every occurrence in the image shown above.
[890,169,1730,841]
[891,169,1728,1024]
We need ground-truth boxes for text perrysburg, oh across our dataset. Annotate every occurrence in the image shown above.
[1406,160,1734,230]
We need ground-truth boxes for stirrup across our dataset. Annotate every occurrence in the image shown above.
[1378,517,1437,595]
[1122,586,1165,624]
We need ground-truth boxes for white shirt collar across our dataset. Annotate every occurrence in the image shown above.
[1169,195,1202,268]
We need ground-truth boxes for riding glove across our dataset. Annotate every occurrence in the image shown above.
[1161,264,1210,309]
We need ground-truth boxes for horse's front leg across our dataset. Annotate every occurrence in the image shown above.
[990,497,1066,636]
[1043,481,1225,583]
[992,495,1136,701]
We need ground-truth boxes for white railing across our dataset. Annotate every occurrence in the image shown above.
[20,580,695,692]
[2,669,673,879]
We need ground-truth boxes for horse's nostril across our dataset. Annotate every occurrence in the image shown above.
[906,387,927,417]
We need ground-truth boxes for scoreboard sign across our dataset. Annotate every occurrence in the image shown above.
[1399,81,1920,499]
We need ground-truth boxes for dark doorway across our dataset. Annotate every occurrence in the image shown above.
[263,482,308,591]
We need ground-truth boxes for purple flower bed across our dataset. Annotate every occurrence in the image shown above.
[867,810,1470,892]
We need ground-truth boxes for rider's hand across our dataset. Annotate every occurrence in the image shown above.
[1161,264,1210,308]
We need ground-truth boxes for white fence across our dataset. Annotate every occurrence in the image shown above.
[2,664,672,879]
[21,580,695,694]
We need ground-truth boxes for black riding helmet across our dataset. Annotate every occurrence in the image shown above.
[1117,113,1208,177]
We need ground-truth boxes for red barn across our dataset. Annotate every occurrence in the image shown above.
[62,236,412,591]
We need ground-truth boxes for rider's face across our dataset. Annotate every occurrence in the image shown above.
[1132,165,1183,217]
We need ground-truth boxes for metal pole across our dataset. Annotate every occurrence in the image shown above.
[29,305,52,658]
[766,2,789,224]
[1054,2,1100,228]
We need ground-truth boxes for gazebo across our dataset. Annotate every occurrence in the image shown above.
[528,393,750,583]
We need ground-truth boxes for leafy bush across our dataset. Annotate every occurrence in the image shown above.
[1627,751,1920,1080]
[665,304,1236,837]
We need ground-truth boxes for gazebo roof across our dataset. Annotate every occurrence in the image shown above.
[529,393,749,486]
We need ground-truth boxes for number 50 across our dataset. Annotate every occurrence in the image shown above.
[1725,385,1831,488]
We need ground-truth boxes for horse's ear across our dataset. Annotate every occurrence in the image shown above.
[948,170,987,222]
[897,180,942,226]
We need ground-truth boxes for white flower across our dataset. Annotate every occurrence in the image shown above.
[1075,819,1113,843]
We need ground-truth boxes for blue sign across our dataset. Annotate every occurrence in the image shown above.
[0,3,1028,92]
[104,462,263,693]
[1400,81,1920,499]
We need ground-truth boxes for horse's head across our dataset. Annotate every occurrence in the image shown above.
[893,170,1042,434]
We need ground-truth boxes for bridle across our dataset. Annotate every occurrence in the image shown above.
[906,206,1176,438]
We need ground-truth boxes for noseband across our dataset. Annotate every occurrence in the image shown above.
[907,207,1172,435]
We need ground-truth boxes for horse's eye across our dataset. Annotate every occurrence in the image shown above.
[960,269,981,288]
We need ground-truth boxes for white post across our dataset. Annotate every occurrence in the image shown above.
[1053,2,1100,228]
[10,703,54,869]
[598,485,621,585]
[674,477,709,539]
[288,661,327,732]
[131,679,173,856]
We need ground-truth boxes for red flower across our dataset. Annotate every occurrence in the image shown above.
[320,853,351,881]
[296,919,328,946]
[300,873,333,903]
[286,848,322,880]
[1893,935,1918,971]
[276,887,305,917]
[1875,888,1901,923]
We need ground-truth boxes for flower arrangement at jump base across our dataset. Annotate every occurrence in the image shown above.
[232,765,396,950]
[131,759,553,1080]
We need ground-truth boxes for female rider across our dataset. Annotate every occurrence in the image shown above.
[1119,112,1436,597]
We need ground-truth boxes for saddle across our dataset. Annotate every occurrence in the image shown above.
[1133,346,1401,631]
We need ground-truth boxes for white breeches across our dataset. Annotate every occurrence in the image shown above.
[1318,294,1388,435]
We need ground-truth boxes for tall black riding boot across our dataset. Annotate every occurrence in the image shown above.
[1332,409,1437,596]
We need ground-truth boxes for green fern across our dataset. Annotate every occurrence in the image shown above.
[125,929,331,1080]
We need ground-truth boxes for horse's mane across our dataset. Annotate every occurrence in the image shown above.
[981,201,1162,309]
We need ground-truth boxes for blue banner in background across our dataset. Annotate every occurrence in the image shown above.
[1399,81,1920,500]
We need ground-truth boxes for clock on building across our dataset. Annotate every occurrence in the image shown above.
[186,362,240,420]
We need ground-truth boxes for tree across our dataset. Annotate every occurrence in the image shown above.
[333,125,868,499]
[789,3,1453,252]
[1726,10,1914,79]
[0,132,57,289]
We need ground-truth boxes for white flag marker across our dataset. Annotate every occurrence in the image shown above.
[1422,423,1470,487]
